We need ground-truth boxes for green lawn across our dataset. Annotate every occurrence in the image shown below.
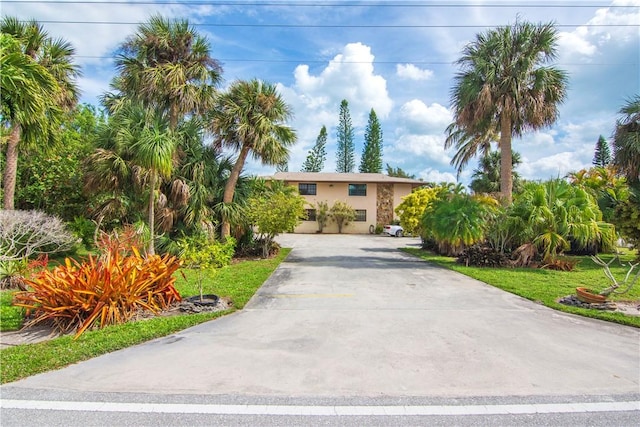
[0,248,290,384]
[403,248,640,328]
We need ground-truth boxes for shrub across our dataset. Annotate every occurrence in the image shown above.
[13,247,182,338]
[68,216,97,248]
[0,210,77,262]
[395,186,440,235]
[329,201,356,234]
[457,245,507,267]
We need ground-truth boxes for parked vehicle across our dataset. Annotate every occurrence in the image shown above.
[383,224,403,237]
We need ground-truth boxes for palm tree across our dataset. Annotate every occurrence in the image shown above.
[113,15,222,130]
[444,122,496,179]
[210,79,297,239]
[450,20,568,204]
[1,17,80,210]
[612,95,640,186]
[85,102,176,254]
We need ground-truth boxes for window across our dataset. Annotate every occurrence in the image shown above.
[348,183,367,196]
[298,183,317,195]
[305,209,317,221]
[355,209,367,222]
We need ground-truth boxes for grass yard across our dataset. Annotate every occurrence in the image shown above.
[403,248,640,328]
[0,248,290,384]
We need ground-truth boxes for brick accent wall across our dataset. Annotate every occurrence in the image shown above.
[376,183,394,226]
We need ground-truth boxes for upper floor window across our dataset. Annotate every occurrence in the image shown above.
[348,183,367,196]
[298,183,317,195]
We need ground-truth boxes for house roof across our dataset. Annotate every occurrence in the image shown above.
[272,172,425,186]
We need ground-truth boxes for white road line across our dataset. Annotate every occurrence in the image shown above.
[1,400,639,416]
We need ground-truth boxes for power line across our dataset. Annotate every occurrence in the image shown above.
[27,20,640,28]
[2,0,635,7]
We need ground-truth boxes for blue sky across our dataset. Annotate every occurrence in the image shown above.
[4,0,639,184]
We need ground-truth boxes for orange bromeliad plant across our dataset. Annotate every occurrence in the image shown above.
[13,247,182,338]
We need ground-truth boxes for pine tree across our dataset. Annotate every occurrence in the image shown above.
[386,164,416,179]
[301,125,327,172]
[592,135,612,167]
[359,109,383,173]
[335,99,355,173]
[276,161,288,172]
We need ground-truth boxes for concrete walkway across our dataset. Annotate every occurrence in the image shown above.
[4,234,639,398]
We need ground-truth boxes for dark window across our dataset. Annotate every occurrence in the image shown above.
[348,183,367,196]
[305,209,317,221]
[298,183,317,195]
[354,210,367,222]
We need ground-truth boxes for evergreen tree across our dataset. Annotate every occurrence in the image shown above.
[470,150,522,194]
[335,99,355,173]
[359,109,383,173]
[276,162,288,172]
[592,135,612,168]
[386,164,416,179]
[301,125,327,172]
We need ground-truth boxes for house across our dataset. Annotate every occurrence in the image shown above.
[271,172,425,234]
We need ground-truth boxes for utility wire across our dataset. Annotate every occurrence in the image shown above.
[2,0,634,7]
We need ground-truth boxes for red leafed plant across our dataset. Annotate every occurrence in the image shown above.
[13,247,182,338]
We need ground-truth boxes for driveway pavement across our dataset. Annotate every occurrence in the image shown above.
[1,234,639,424]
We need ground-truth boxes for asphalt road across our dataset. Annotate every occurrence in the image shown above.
[1,234,639,425]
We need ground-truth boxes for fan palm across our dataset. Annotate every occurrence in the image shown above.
[1,17,80,209]
[612,95,640,185]
[114,15,222,130]
[451,20,568,203]
[85,102,176,254]
[210,79,297,239]
[444,122,496,179]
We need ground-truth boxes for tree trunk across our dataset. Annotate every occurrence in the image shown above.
[221,144,250,240]
[499,114,513,205]
[3,126,21,210]
[148,172,157,256]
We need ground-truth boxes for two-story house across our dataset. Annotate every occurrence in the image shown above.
[271,172,425,234]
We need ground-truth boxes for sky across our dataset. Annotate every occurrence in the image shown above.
[3,0,639,185]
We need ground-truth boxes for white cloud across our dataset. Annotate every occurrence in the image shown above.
[519,152,588,181]
[418,168,457,184]
[389,134,450,166]
[396,100,452,135]
[396,64,434,81]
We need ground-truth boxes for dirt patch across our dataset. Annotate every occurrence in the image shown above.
[558,295,640,317]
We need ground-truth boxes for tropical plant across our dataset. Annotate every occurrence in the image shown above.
[336,99,355,173]
[593,135,612,168]
[612,95,640,185]
[301,125,327,172]
[85,102,176,255]
[329,200,356,234]
[450,20,568,203]
[247,185,306,257]
[315,200,329,233]
[470,150,522,195]
[444,122,496,179]
[14,104,102,220]
[507,179,615,263]
[1,17,80,210]
[359,109,383,173]
[112,14,222,130]
[177,233,235,301]
[567,166,628,223]
[394,186,439,236]
[422,191,492,256]
[13,246,182,338]
[210,79,297,239]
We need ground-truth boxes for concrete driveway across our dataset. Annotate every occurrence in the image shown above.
[4,234,639,398]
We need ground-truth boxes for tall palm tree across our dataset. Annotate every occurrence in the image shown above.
[210,79,297,239]
[114,15,222,130]
[450,20,568,204]
[612,95,640,185]
[1,17,80,209]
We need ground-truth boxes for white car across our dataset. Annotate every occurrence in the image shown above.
[383,224,404,237]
